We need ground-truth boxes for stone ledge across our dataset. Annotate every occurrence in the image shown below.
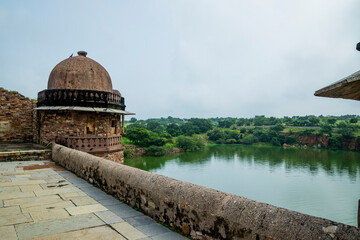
[0,150,51,162]
[51,143,360,240]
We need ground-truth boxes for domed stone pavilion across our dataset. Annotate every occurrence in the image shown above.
[36,51,134,159]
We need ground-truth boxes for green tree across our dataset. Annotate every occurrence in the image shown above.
[166,123,181,137]
[319,124,332,135]
[129,117,137,123]
[327,118,337,125]
[207,128,225,142]
[145,146,167,156]
[270,124,284,132]
[349,118,358,124]
[176,136,205,151]
[337,124,356,140]
[218,119,235,128]
[126,127,150,146]
[241,135,259,145]
[145,122,164,134]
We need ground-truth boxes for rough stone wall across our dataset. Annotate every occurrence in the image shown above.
[39,111,120,144]
[93,150,124,164]
[52,143,360,240]
[0,150,51,162]
[0,88,34,142]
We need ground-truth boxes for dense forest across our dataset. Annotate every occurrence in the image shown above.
[123,115,360,156]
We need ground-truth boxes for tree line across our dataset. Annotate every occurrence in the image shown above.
[124,115,360,156]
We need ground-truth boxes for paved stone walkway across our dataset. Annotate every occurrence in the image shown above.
[0,161,187,240]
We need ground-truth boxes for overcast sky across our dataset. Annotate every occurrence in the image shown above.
[1,0,359,119]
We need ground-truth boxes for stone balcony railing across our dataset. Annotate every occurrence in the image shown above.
[56,135,123,153]
[37,89,125,110]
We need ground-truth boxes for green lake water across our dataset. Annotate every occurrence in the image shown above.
[124,145,360,226]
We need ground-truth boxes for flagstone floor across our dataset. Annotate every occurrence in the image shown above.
[0,160,187,240]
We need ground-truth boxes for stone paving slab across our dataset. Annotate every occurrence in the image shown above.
[112,222,148,240]
[136,223,171,237]
[19,184,43,192]
[21,200,75,213]
[70,195,98,206]
[0,160,188,240]
[0,225,17,240]
[95,210,124,224]
[65,203,108,216]
[0,180,46,187]
[4,194,63,207]
[125,215,158,227]
[0,212,32,226]
[28,225,127,240]
[15,213,104,240]
[106,203,144,219]
[28,208,70,222]
[0,190,35,200]
[152,231,189,240]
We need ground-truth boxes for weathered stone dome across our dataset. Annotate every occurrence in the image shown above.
[47,51,113,92]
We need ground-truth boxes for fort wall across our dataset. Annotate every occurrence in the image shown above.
[52,143,360,240]
[0,88,35,142]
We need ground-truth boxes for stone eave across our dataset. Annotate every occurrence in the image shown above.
[34,106,135,115]
[314,70,360,101]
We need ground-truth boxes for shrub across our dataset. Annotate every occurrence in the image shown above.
[145,146,167,156]
[299,129,315,135]
[207,128,224,141]
[328,136,342,150]
[270,124,285,132]
[319,124,332,135]
[270,137,281,146]
[225,138,237,144]
[123,148,134,157]
[241,135,259,145]
[176,135,205,151]
[285,136,297,145]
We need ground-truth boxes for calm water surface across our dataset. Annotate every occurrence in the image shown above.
[124,145,360,226]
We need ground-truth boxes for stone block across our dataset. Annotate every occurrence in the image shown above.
[70,196,98,206]
[0,212,32,226]
[0,180,46,187]
[28,208,70,222]
[27,225,126,240]
[125,215,157,227]
[105,204,143,219]
[0,190,35,200]
[0,225,17,240]
[21,200,75,213]
[136,223,171,237]
[34,186,81,196]
[19,184,43,192]
[15,213,105,240]
[151,232,188,240]
[4,194,62,207]
[95,210,124,224]
[59,191,87,200]
[65,204,107,216]
[111,222,147,240]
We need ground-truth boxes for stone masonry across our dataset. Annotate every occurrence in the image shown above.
[52,143,360,240]
[38,111,121,145]
[0,88,35,143]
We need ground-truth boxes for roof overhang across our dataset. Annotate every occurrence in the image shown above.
[314,70,360,101]
[34,106,135,115]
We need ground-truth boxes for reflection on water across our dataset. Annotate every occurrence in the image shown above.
[125,145,360,226]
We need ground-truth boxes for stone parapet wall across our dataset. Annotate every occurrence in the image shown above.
[51,143,360,240]
[0,88,35,142]
[0,149,51,162]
